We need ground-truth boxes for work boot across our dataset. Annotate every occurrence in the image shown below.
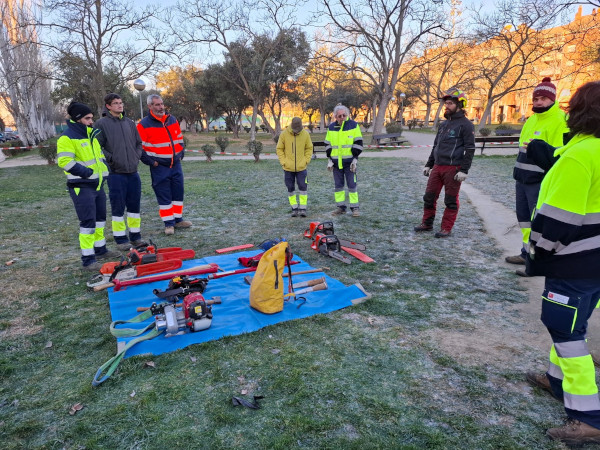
[547,418,600,445]
[435,229,451,238]
[291,208,298,217]
[351,208,360,217]
[96,249,121,260]
[116,242,131,251]
[332,207,346,216]
[414,223,433,232]
[516,269,531,277]
[174,220,192,228]
[525,372,559,400]
[165,226,175,235]
[82,261,102,272]
[505,254,526,265]
[130,239,147,248]
[299,209,307,218]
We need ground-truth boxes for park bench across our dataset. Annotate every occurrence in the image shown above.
[371,133,408,146]
[475,135,520,154]
[312,141,326,159]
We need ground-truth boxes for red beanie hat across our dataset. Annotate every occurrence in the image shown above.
[533,77,557,102]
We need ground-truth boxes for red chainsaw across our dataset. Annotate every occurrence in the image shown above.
[304,221,373,263]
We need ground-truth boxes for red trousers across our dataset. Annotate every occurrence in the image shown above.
[421,165,462,231]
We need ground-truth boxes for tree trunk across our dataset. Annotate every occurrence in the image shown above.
[319,106,326,131]
[257,109,276,136]
[432,103,444,129]
[424,104,432,127]
[479,102,494,130]
[372,97,390,136]
[250,99,259,141]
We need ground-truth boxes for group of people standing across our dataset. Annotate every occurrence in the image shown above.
[413,78,600,445]
[56,78,600,445]
[275,104,364,218]
[57,93,192,271]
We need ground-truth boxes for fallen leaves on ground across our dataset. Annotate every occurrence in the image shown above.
[144,361,155,368]
[69,403,84,415]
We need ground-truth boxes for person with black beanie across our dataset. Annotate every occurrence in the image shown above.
[56,101,120,270]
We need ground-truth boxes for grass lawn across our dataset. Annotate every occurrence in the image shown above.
[0,156,565,448]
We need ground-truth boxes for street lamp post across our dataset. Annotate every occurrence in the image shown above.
[133,79,146,120]
[399,92,406,127]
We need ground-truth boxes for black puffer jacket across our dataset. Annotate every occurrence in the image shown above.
[426,110,476,173]
[94,108,143,174]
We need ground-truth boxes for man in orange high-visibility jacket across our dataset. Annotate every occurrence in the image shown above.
[137,94,192,235]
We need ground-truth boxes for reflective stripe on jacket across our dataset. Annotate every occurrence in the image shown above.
[324,119,363,168]
[57,120,108,190]
[514,103,568,184]
[137,112,185,168]
[276,126,313,172]
[527,134,600,278]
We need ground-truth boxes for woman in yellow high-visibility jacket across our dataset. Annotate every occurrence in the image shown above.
[525,81,600,445]
[324,104,363,217]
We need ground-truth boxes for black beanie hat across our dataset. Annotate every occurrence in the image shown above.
[67,101,93,121]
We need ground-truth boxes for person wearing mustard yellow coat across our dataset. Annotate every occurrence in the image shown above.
[276,117,313,217]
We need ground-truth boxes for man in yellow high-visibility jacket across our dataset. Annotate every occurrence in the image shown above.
[505,77,568,276]
[57,102,119,270]
[324,104,363,217]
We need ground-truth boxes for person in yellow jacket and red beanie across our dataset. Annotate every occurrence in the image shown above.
[276,117,313,217]
[505,77,569,276]
[57,102,119,271]
[524,81,600,446]
[137,94,191,235]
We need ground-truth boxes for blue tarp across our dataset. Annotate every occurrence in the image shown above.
[107,250,370,358]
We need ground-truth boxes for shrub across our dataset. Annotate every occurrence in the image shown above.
[39,145,57,164]
[478,127,491,136]
[215,134,230,152]
[495,124,512,130]
[247,140,263,162]
[200,144,216,162]
[385,122,403,134]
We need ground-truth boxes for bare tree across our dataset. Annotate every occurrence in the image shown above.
[317,0,446,135]
[403,39,475,128]
[0,0,55,146]
[176,0,309,141]
[42,0,175,114]
[466,0,594,127]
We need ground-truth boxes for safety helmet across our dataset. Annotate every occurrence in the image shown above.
[441,88,467,108]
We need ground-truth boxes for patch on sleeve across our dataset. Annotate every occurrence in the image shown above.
[548,291,569,304]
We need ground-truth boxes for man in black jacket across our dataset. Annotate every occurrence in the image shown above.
[95,93,145,250]
[414,88,475,237]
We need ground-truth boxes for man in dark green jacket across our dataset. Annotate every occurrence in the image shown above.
[95,93,145,251]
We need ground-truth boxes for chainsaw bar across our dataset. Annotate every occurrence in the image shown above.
[338,239,366,251]
[318,235,352,264]
[86,259,183,288]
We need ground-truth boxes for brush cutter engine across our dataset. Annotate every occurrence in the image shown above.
[153,293,213,337]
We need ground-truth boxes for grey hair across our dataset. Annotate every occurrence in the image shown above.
[333,104,350,117]
[147,94,163,106]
